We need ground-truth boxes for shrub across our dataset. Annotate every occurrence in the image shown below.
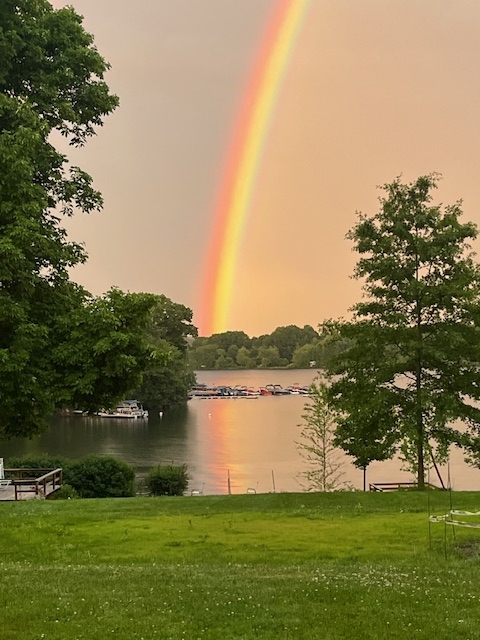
[146,464,189,496]
[48,484,78,500]
[67,455,135,498]
[6,455,71,475]
[5,455,72,482]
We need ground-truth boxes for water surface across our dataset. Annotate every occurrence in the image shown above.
[2,370,479,493]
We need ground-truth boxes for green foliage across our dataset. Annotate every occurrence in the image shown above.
[256,345,287,368]
[0,1,119,145]
[135,340,195,412]
[297,378,345,491]
[209,331,251,352]
[48,483,78,500]
[67,455,135,498]
[333,383,398,470]
[189,325,324,369]
[235,346,257,369]
[7,453,135,498]
[0,1,121,437]
[146,464,189,496]
[6,454,71,474]
[0,7,187,433]
[327,174,480,486]
[187,342,219,369]
[53,288,159,413]
[145,295,197,353]
[290,342,319,368]
[261,325,320,362]
[133,295,197,411]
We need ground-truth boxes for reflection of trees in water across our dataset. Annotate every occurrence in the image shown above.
[3,371,480,493]
[3,404,194,470]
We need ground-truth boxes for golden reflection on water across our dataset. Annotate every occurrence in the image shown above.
[2,370,480,494]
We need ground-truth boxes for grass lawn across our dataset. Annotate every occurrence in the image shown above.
[1,491,480,639]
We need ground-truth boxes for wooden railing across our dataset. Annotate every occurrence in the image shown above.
[369,481,440,492]
[5,468,63,500]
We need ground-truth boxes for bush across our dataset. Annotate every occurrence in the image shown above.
[48,484,78,500]
[5,455,72,482]
[146,464,189,496]
[66,455,135,498]
[6,455,71,474]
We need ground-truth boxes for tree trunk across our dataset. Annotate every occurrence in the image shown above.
[416,417,425,489]
[415,351,425,489]
[414,253,425,490]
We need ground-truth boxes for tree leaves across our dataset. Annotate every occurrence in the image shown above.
[327,174,480,485]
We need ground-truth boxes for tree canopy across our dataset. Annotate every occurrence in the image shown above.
[326,174,480,487]
[188,325,327,370]
[0,2,178,438]
[133,297,197,413]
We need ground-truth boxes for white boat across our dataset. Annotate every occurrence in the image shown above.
[97,400,148,419]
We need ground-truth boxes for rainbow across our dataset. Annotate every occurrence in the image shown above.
[198,0,311,335]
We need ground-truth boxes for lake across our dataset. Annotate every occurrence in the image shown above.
[2,369,480,494]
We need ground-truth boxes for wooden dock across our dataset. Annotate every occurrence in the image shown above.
[0,468,63,501]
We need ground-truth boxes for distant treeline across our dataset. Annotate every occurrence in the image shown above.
[187,325,351,370]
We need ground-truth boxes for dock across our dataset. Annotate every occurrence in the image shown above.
[0,468,63,501]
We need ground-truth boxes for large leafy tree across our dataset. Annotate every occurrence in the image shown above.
[0,1,123,437]
[134,297,197,412]
[260,325,319,362]
[327,175,480,488]
[135,340,195,413]
[53,289,160,416]
[145,295,197,353]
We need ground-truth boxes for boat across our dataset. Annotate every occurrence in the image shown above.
[97,400,148,419]
[198,386,259,399]
[286,383,310,395]
[190,384,219,397]
[233,385,261,398]
[265,384,291,395]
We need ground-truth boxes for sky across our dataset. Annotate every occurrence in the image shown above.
[51,0,480,337]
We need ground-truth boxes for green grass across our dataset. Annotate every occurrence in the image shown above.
[1,491,480,639]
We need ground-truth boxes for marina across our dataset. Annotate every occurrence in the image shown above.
[190,382,309,398]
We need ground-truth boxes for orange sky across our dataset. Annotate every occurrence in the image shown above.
[51,0,480,336]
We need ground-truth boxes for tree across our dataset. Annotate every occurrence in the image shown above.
[262,325,319,362]
[133,296,197,412]
[327,174,480,488]
[145,295,197,353]
[215,349,232,369]
[209,331,251,352]
[227,344,239,363]
[291,342,318,369]
[187,342,218,369]
[135,340,195,413]
[296,378,345,491]
[0,1,121,437]
[333,380,397,490]
[236,346,256,369]
[256,345,286,368]
[53,289,159,415]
